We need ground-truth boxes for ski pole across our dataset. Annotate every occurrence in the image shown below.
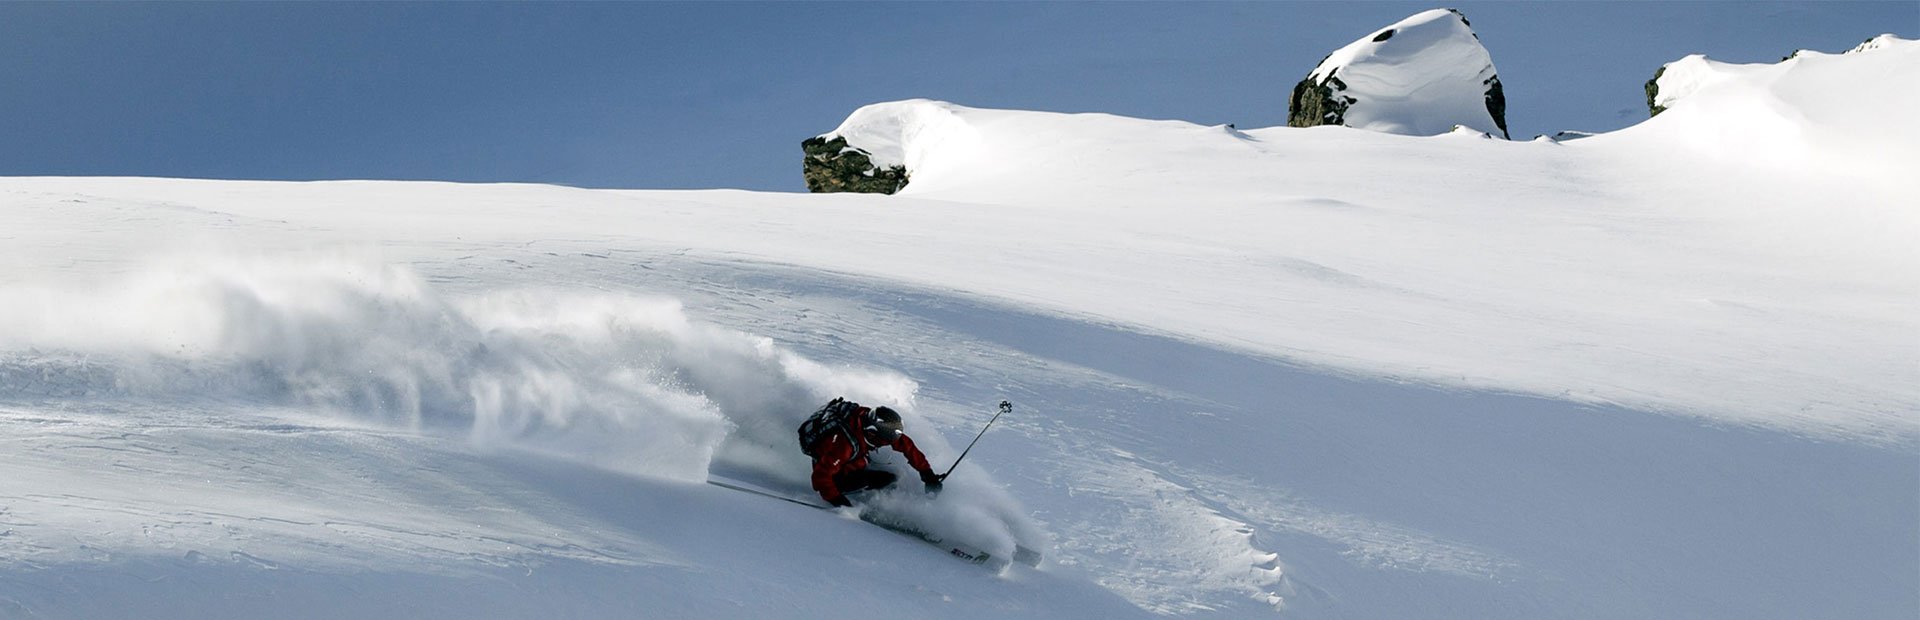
[941,400,1012,480]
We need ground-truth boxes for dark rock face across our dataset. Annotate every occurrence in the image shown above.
[1289,70,1508,138]
[1288,72,1355,129]
[1645,66,1668,117]
[801,136,909,194]
[1483,75,1508,138]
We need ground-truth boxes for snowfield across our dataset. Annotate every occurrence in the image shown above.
[0,34,1914,620]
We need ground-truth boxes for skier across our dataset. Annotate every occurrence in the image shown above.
[805,402,945,507]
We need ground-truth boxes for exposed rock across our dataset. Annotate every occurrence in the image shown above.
[1484,75,1508,137]
[1287,72,1354,129]
[801,136,908,194]
[1645,65,1667,117]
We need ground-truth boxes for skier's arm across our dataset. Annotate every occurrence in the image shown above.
[811,436,853,506]
[890,434,936,477]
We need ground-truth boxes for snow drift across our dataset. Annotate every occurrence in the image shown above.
[1636,33,1918,178]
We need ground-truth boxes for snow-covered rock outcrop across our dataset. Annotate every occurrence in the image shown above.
[802,99,981,194]
[1288,8,1509,138]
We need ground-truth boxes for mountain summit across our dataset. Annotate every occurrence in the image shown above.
[1289,8,1509,138]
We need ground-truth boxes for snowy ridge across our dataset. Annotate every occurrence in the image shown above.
[1849,32,1908,54]
[1635,34,1919,176]
[1303,9,1506,137]
[807,91,1916,445]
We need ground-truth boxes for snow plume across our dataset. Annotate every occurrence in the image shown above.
[854,476,1047,564]
[0,251,911,482]
[695,365,1048,560]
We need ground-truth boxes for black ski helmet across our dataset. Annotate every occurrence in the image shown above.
[866,406,903,442]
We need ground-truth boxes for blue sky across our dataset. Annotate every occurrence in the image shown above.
[1,1,1911,191]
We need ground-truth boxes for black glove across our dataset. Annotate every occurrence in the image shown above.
[921,471,945,493]
[827,495,852,508]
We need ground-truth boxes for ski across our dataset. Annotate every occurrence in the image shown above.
[1013,545,1043,567]
[707,478,825,510]
[705,476,1038,569]
[855,507,1011,570]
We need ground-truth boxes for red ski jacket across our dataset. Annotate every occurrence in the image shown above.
[810,427,934,505]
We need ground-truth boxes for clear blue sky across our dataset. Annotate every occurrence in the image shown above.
[2,1,1912,191]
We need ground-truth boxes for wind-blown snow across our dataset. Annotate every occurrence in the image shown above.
[1,27,1915,620]
[0,252,864,483]
[1305,9,1506,137]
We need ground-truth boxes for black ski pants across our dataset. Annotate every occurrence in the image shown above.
[834,469,897,495]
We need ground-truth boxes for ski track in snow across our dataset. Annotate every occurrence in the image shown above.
[1163,467,1520,580]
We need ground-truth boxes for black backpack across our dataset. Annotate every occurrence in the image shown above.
[798,397,863,458]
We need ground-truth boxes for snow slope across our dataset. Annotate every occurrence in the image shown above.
[1,32,1915,620]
